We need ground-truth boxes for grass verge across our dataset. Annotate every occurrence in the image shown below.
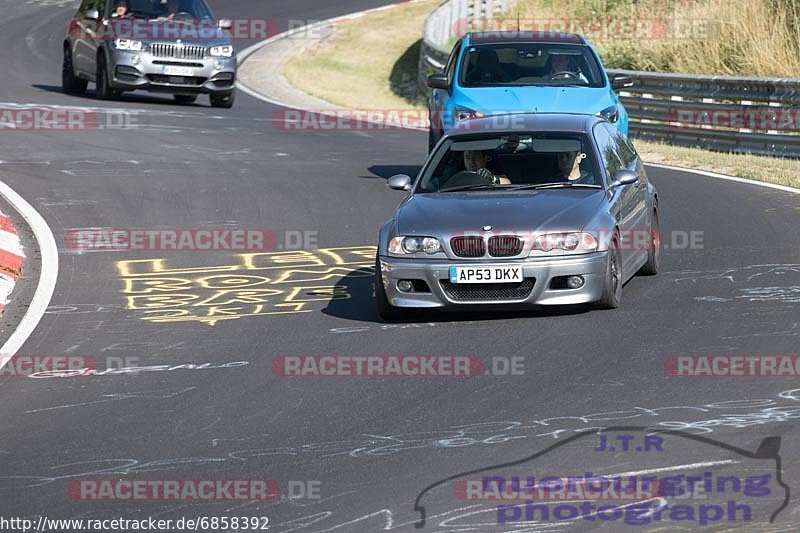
[282,0,800,189]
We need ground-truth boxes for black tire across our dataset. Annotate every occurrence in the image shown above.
[597,236,622,309]
[173,94,198,104]
[638,208,661,276]
[210,91,235,108]
[374,255,405,321]
[62,46,88,95]
[95,54,113,100]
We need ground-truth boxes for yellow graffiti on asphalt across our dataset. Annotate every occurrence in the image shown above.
[116,247,376,326]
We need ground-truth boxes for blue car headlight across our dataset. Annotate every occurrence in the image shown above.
[598,105,619,123]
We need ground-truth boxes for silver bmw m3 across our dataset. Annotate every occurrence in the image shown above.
[375,113,660,320]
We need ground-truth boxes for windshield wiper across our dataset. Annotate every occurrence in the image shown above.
[438,184,499,192]
[507,182,601,190]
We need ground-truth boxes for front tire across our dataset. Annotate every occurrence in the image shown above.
[374,255,405,321]
[597,236,622,309]
[210,91,235,108]
[62,46,88,95]
[638,209,661,276]
[95,54,113,100]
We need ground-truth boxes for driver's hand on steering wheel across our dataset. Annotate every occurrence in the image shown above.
[476,168,499,184]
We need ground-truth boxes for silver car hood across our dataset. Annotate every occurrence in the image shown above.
[396,190,606,235]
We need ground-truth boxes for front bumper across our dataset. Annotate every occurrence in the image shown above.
[378,252,608,309]
[107,49,236,94]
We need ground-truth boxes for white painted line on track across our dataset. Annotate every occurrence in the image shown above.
[644,162,800,195]
[0,181,58,365]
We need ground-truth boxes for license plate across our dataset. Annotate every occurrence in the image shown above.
[449,265,523,284]
[163,66,194,76]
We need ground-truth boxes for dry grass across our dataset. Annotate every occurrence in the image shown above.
[510,0,800,76]
[283,0,439,110]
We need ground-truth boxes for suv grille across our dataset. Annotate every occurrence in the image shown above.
[440,279,535,301]
[488,236,523,257]
[149,43,207,60]
[451,236,485,257]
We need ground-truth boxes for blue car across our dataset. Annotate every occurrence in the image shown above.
[427,31,632,150]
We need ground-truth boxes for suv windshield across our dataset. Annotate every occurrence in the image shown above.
[459,44,604,88]
[417,134,601,193]
[110,0,212,20]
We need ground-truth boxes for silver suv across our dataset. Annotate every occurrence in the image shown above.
[63,0,237,108]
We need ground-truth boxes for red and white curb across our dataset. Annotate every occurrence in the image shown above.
[0,209,24,314]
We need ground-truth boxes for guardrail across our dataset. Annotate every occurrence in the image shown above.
[418,0,509,91]
[419,1,800,158]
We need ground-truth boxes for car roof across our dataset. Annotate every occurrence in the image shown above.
[443,113,605,137]
[466,31,588,46]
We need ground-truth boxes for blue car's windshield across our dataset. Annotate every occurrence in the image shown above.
[418,133,601,193]
[459,44,604,88]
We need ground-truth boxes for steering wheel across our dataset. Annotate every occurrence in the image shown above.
[548,71,582,81]
[441,170,496,190]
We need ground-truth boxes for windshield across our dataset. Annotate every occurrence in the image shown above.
[417,134,601,193]
[110,0,213,20]
[459,44,604,88]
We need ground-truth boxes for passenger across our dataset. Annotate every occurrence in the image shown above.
[557,151,592,182]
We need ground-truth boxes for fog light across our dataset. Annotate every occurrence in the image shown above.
[397,280,413,292]
[567,276,584,289]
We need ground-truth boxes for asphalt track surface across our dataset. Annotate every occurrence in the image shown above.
[0,1,799,531]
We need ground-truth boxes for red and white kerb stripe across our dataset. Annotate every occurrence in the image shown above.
[0,210,24,314]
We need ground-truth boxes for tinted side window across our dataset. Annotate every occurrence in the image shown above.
[593,123,623,179]
[445,40,462,83]
[606,123,637,169]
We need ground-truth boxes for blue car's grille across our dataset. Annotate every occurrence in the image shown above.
[451,236,485,257]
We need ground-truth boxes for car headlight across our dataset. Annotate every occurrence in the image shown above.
[114,39,143,51]
[454,106,484,122]
[532,232,598,254]
[598,105,619,123]
[388,236,442,255]
[209,45,234,58]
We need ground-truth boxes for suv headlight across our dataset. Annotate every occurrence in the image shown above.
[209,45,234,58]
[388,236,442,255]
[114,39,143,51]
[531,232,598,254]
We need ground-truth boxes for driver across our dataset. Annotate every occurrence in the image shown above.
[548,54,589,83]
[557,151,592,182]
[164,0,183,18]
[463,150,510,184]
[111,0,130,17]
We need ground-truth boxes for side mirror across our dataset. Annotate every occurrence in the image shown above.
[609,169,639,188]
[218,18,232,30]
[610,73,633,91]
[85,8,101,20]
[387,174,413,192]
[427,74,449,90]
